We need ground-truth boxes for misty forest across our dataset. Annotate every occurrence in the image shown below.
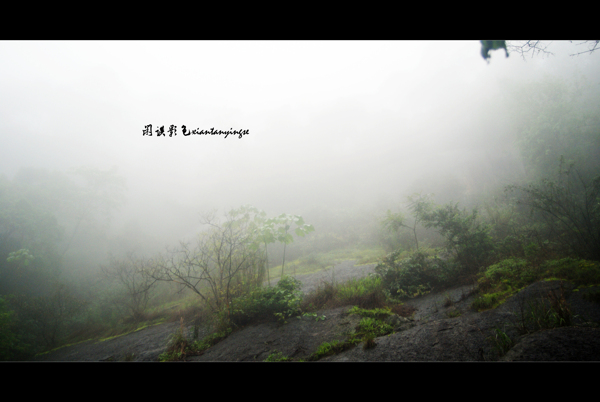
[1,41,600,361]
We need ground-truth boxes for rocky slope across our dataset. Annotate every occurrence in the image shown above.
[34,261,600,362]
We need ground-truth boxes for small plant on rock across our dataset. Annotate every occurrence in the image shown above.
[362,333,376,350]
[159,317,189,362]
[488,326,514,357]
[443,293,453,307]
[264,351,293,362]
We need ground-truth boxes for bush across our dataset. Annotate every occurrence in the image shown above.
[0,296,30,361]
[415,202,496,274]
[9,282,88,350]
[507,163,600,261]
[471,293,500,311]
[301,275,387,311]
[543,258,600,286]
[483,258,528,282]
[264,351,294,362]
[228,276,303,326]
[375,251,455,300]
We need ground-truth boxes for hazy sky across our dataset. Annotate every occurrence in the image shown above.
[2,40,599,245]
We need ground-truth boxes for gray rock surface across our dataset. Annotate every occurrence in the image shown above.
[34,261,600,362]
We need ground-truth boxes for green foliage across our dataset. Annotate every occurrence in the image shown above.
[300,312,326,321]
[0,296,30,360]
[159,319,190,362]
[309,340,347,360]
[487,326,514,357]
[191,327,232,353]
[228,276,303,326]
[346,307,395,347]
[13,282,89,349]
[420,203,496,274]
[159,321,232,362]
[264,350,293,362]
[543,258,600,286]
[471,292,501,311]
[513,284,574,335]
[375,251,455,300]
[477,258,542,297]
[362,333,376,350]
[336,276,382,301]
[306,305,396,360]
[301,275,387,311]
[484,258,528,282]
[380,193,435,253]
[258,213,314,277]
[0,175,63,297]
[355,317,394,338]
[507,162,600,260]
[348,306,392,320]
[6,248,35,266]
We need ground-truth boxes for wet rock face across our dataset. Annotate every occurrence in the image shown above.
[500,326,600,361]
[33,260,600,362]
[384,314,416,332]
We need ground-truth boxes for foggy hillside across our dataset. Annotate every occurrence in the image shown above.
[2,40,599,360]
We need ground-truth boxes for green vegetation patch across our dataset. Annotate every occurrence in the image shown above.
[473,258,600,313]
[228,276,303,326]
[264,351,294,362]
[543,258,600,287]
[471,292,505,311]
[375,251,457,301]
[301,275,387,312]
[308,340,349,361]
[487,326,515,358]
[354,317,394,339]
[305,306,396,361]
[348,306,392,320]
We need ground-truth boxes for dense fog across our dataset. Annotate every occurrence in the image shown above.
[2,41,597,258]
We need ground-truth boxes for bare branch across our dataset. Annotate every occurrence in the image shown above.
[506,40,554,61]
[569,40,600,56]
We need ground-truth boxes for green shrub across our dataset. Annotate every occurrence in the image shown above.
[471,293,500,311]
[488,326,514,357]
[264,351,293,362]
[159,318,190,362]
[362,333,376,350]
[0,296,30,361]
[160,323,233,362]
[228,276,303,326]
[356,317,394,338]
[192,327,232,353]
[544,258,600,286]
[301,276,386,311]
[419,203,496,274]
[515,286,574,334]
[347,306,392,320]
[336,276,382,300]
[375,251,455,300]
[484,258,528,282]
[309,340,346,360]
